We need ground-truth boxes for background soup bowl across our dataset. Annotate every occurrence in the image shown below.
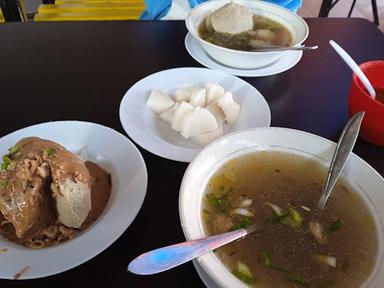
[185,0,309,69]
[179,128,384,288]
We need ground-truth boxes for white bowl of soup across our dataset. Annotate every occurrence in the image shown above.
[185,0,309,69]
[179,128,384,288]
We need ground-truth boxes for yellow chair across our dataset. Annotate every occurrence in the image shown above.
[0,9,4,23]
[34,0,144,21]
[38,2,145,13]
[55,0,144,3]
[34,9,142,21]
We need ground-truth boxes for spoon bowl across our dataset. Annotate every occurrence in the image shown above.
[317,111,365,209]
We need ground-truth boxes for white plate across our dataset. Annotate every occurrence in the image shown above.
[119,67,271,162]
[180,127,384,288]
[185,33,303,77]
[0,121,148,279]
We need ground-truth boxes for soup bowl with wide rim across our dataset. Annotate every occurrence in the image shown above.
[185,0,309,70]
[179,127,384,288]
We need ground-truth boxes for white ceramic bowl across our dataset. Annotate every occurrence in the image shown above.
[185,0,309,69]
[0,121,148,279]
[179,128,384,288]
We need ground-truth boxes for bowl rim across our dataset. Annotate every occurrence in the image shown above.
[185,0,309,56]
[179,126,384,288]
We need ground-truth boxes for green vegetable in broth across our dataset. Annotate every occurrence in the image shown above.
[198,14,292,51]
[325,219,343,235]
[341,259,350,272]
[206,187,232,214]
[231,216,251,231]
[232,261,254,284]
[289,207,303,227]
[269,211,291,224]
[232,269,254,285]
[261,250,272,266]
[261,250,310,286]
[267,205,303,228]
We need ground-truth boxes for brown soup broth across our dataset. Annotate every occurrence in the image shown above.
[202,151,378,287]
[198,15,292,51]
[374,87,384,105]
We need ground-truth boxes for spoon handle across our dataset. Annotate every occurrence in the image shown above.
[128,227,249,275]
[255,45,318,52]
[317,111,365,210]
[329,40,376,98]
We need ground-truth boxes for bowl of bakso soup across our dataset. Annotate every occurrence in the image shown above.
[185,0,309,69]
[179,128,384,288]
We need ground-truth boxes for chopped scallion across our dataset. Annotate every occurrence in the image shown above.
[325,219,343,235]
[341,258,349,272]
[267,205,303,229]
[206,187,233,214]
[230,208,254,217]
[270,212,291,225]
[261,250,272,266]
[309,221,327,244]
[260,250,310,287]
[239,198,253,208]
[300,205,311,212]
[232,261,254,284]
[8,145,19,155]
[1,156,11,170]
[44,147,56,157]
[289,207,303,228]
[315,255,337,268]
[231,217,251,230]
[265,203,283,216]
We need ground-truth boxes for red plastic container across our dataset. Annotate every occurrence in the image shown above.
[349,60,384,146]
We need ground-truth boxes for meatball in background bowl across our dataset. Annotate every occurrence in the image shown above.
[186,0,309,69]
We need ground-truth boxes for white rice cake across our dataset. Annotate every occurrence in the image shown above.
[147,90,175,114]
[180,107,218,139]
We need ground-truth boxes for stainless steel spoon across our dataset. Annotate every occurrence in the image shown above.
[253,44,318,52]
[317,111,365,209]
[128,112,365,275]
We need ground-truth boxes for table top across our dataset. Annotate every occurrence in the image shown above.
[0,18,383,287]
